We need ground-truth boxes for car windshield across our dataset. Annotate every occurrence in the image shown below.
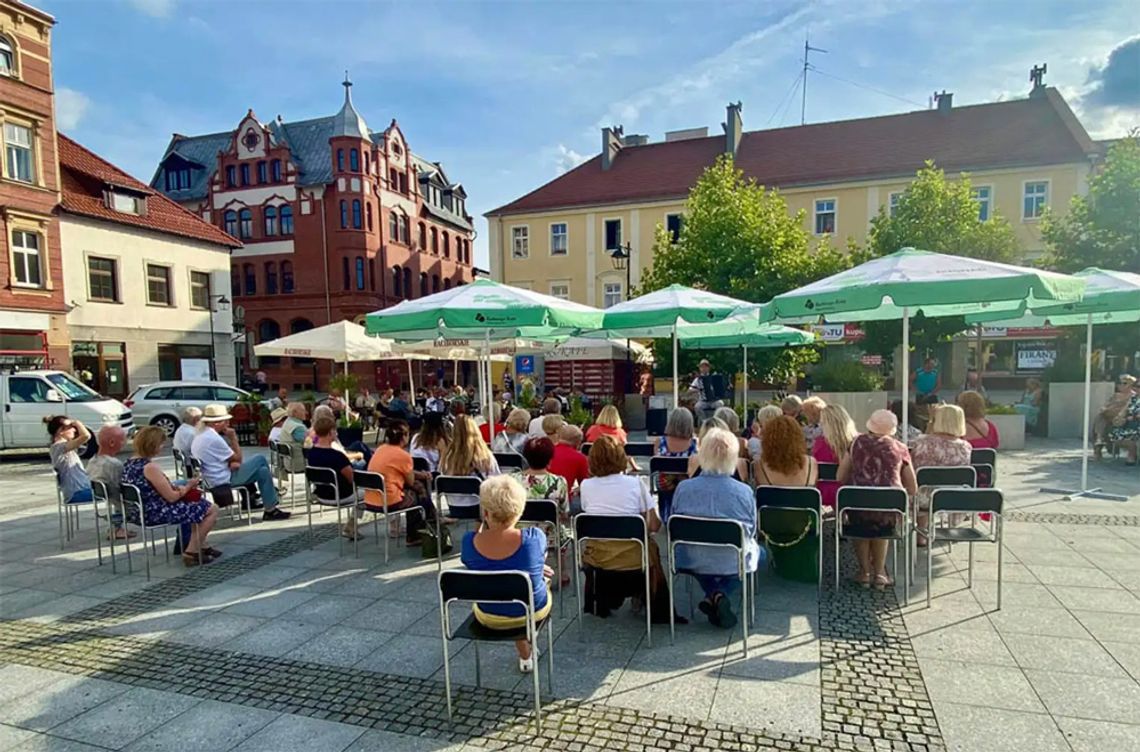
[45,372,104,403]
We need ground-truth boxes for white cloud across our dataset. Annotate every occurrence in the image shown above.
[554,144,589,174]
[55,87,91,131]
[126,0,176,18]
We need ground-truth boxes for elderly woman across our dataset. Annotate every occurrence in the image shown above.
[1107,379,1140,465]
[910,404,973,544]
[276,402,309,473]
[811,404,858,508]
[585,405,627,444]
[672,427,759,629]
[511,436,570,585]
[123,426,219,567]
[747,404,783,460]
[492,408,532,454]
[172,406,201,459]
[836,410,918,590]
[1095,375,1137,459]
[958,390,1000,449]
[713,406,750,460]
[800,396,826,450]
[461,475,552,673]
[754,416,818,487]
[308,404,370,466]
[654,408,697,521]
[687,418,749,481]
[479,402,506,444]
[1014,377,1044,432]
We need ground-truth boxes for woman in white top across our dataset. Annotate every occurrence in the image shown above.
[410,412,450,473]
[439,415,501,517]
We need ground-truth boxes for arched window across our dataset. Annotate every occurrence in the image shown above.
[368,258,376,291]
[337,149,344,171]
[281,261,294,293]
[398,215,408,243]
[418,222,426,250]
[443,232,450,259]
[393,265,402,297]
[257,320,281,366]
[431,228,438,254]
[420,272,428,298]
[265,261,278,294]
[389,168,398,189]
[238,208,252,239]
[240,164,250,186]
[280,205,293,235]
[339,200,348,229]
[264,205,277,236]
[243,263,256,295]
[0,36,15,76]
[271,159,282,181]
[403,267,412,298]
[224,210,237,237]
[231,265,241,297]
[342,256,350,290]
[352,199,362,229]
[355,257,365,290]
[349,149,359,171]
[431,274,440,294]
[366,202,373,232]
[290,318,315,365]
[388,212,398,243]
[444,278,452,291]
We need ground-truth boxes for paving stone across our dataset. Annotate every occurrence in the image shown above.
[0,723,36,751]
[230,714,365,751]
[50,687,201,750]
[0,676,129,732]
[1055,715,1140,752]
[1025,670,1140,724]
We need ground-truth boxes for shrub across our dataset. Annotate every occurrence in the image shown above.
[811,360,884,392]
[986,403,1019,416]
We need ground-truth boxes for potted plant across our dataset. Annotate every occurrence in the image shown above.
[809,359,887,431]
[336,413,364,446]
[517,377,539,415]
[985,403,1026,450]
[566,396,593,430]
[1043,358,1113,439]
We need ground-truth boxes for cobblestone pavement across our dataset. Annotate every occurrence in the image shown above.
[1,439,1138,751]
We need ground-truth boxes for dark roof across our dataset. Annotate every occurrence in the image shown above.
[487,88,1096,216]
[59,134,240,248]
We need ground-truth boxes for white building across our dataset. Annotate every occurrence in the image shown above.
[58,134,241,398]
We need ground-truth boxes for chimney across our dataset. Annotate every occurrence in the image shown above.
[722,101,742,159]
[601,125,623,171]
[934,90,953,113]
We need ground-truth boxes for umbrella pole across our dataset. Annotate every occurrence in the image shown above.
[742,345,749,419]
[672,323,679,410]
[406,359,414,396]
[902,308,909,442]
[485,330,495,444]
[343,360,351,415]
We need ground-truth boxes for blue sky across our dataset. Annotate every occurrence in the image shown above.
[44,0,1139,268]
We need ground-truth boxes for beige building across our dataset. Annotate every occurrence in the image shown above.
[486,83,1098,308]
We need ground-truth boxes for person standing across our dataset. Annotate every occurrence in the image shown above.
[503,370,515,397]
[191,404,291,521]
[269,387,290,411]
[910,358,942,400]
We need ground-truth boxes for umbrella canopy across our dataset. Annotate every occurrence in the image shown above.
[760,248,1085,323]
[364,278,603,339]
[973,268,1140,327]
[591,284,754,337]
[677,312,817,350]
[390,337,554,362]
[253,320,396,362]
[544,336,653,363]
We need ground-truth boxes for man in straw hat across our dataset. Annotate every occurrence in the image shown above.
[689,358,725,420]
[191,404,291,521]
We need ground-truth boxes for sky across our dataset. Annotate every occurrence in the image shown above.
[42,0,1140,269]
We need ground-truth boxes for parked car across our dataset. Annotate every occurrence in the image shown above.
[1,370,134,458]
[125,381,255,437]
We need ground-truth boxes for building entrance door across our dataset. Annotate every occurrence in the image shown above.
[72,342,128,398]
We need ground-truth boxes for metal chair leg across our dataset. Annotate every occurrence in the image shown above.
[440,605,453,721]
[668,569,676,646]
[996,518,1003,611]
[92,498,103,566]
[473,639,481,688]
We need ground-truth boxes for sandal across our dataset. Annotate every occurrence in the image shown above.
[853,572,871,589]
[182,552,206,567]
[873,574,893,591]
[203,547,223,559]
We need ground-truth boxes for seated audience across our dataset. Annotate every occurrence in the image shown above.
[541,414,565,443]
[308,405,370,466]
[1094,375,1136,459]
[672,427,759,629]
[460,475,552,673]
[479,403,506,444]
[511,437,570,585]
[910,404,973,545]
[1106,379,1140,465]
[585,405,628,444]
[889,400,924,444]
[492,408,532,454]
[958,390,1000,449]
[754,415,819,487]
[172,407,201,460]
[687,418,749,481]
[549,424,590,498]
[365,419,437,544]
[654,407,698,521]
[191,403,290,521]
[86,425,134,540]
[411,411,451,473]
[269,386,290,411]
[306,415,365,539]
[781,395,803,419]
[277,402,309,473]
[713,405,750,460]
[528,398,562,438]
[440,415,502,517]
[1013,377,1044,431]
[800,396,826,450]
[267,407,288,443]
[48,415,93,505]
[811,404,858,508]
[747,404,784,460]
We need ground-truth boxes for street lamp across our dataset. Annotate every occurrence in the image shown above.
[205,275,230,381]
[610,242,633,395]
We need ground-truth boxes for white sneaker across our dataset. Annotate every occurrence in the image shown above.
[518,648,538,674]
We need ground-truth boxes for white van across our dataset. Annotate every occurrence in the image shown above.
[0,370,135,458]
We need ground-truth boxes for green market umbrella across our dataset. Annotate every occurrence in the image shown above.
[760,248,1085,438]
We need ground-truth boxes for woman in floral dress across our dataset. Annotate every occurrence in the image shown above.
[910,404,973,545]
[509,437,570,585]
[1107,382,1140,465]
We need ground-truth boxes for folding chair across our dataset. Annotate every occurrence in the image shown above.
[55,473,103,565]
[352,469,417,563]
[816,462,839,481]
[649,457,691,520]
[172,448,189,481]
[272,442,304,505]
[493,452,526,471]
[188,457,252,526]
[438,569,554,733]
[519,499,568,616]
[625,442,654,474]
[90,480,120,574]
[304,466,360,556]
[413,456,432,474]
[572,513,653,646]
[834,486,910,604]
[970,448,997,489]
[927,488,1004,609]
[119,482,197,580]
[913,466,977,577]
[580,442,592,457]
[756,485,824,593]
[432,475,482,570]
[666,514,753,656]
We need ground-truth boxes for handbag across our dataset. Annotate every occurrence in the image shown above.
[420,524,453,558]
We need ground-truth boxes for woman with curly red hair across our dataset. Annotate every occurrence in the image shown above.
[753,415,818,487]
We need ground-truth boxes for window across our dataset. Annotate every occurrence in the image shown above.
[4,123,34,182]
[165,168,191,191]
[403,267,412,298]
[352,199,362,229]
[1023,181,1048,219]
[265,262,278,294]
[888,192,902,218]
[366,202,373,231]
[239,208,252,238]
[280,205,293,235]
[257,161,267,184]
[973,186,992,222]
[550,223,568,255]
[398,172,407,194]
[444,279,452,290]
[231,266,241,297]
[603,218,624,251]
[213,387,244,402]
[281,261,294,293]
[603,282,622,308]
[431,227,439,254]
[264,205,277,236]
[550,283,569,300]
[339,200,348,229]
[814,199,836,235]
[8,377,50,403]
[398,215,409,244]
[88,257,118,302]
[10,230,41,287]
[342,257,350,290]
[289,319,314,364]
[257,320,281,366]
[223,210,237,236]
[146,263,172,305]
[418,222,426,249]
[225,165,236,188]
[243,263,256,296]
[271,159,282,182]
[240,163,250,186]
[355,257,365,290]
[432,274,440,293]
[349,149,359,171]
[665,214,683,244]
[190,270,210,309]
[443,232,450,258]
[369,258,375,290]
[389,168,398,190]
[0,36,13,76]
[364,152,370,173]
[420,272,428,298]
[337,149,345,171]
[511,226,529,258]
[393,265,402,297]
[110,191,141,214]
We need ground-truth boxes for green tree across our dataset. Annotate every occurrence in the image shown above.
[1043,133,1140,273]
[637,155,846,385]
[855,162,1023,358]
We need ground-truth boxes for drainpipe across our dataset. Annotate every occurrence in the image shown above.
[320,193,332,324]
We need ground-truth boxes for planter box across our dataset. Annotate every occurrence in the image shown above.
[987,414,1025,450]
[810,392,888,432]
[1048,382,1115,439]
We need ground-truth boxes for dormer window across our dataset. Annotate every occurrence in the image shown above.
[0,36,14,77]
[107,189,146,215]
[164,167,192,191]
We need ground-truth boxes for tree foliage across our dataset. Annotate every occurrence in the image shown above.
[1043,134,1140,273]
[637,155,846,384]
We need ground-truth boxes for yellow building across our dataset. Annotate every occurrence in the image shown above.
[486,84,1099,308]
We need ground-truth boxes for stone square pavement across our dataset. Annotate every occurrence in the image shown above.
[0,437,1137,751]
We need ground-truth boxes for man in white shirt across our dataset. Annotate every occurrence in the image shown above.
[191,404,290,521]
[528,398,562,438]
[173,406,201,461]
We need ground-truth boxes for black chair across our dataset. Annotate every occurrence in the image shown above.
[438,569,553,732]
[351,469,419,564]
[816,462,839,481]
[580,442,592,457]
[625,442,654,474]
[916,466,978,489]
[755,486,824,592]
[412,456,432,474]
[649,456,691,495]
[188,457,252,526]
[970,448,997,488]
[519,499,568,616]
[493,452,526,471]
[572,513,653,646]
[304,466,360,556]
[666,514,753,656]
[927,488,1004,609]
[834,486,910,603]
[432,475,483,570]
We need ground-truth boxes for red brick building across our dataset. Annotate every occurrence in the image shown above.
[151,78,476,391]
[0,1,67,370]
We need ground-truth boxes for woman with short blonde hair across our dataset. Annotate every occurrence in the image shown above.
[491,407,532,453]
[957,390,1000,448]
[910,404,973,544]
[585,404,628,444]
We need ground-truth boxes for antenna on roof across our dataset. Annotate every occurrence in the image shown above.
[801,32,827,125]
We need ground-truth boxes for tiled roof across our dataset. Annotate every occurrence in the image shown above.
[487,88,1096,216]
[59,134,240,248]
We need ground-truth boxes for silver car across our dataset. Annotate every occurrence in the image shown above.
[125,381,253,437]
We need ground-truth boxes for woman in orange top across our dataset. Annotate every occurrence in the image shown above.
[365,420,436,545]
[585,405,628,444]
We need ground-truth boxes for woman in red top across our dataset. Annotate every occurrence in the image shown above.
[478,403,506,444]
[811,404,858,508]
[585,405,627,444]
[957,391,1000,449]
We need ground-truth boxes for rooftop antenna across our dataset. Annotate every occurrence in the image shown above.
[801,32,828,125]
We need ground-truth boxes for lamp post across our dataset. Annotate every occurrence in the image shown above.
[205,275,230,382]
[610,242,633,395]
